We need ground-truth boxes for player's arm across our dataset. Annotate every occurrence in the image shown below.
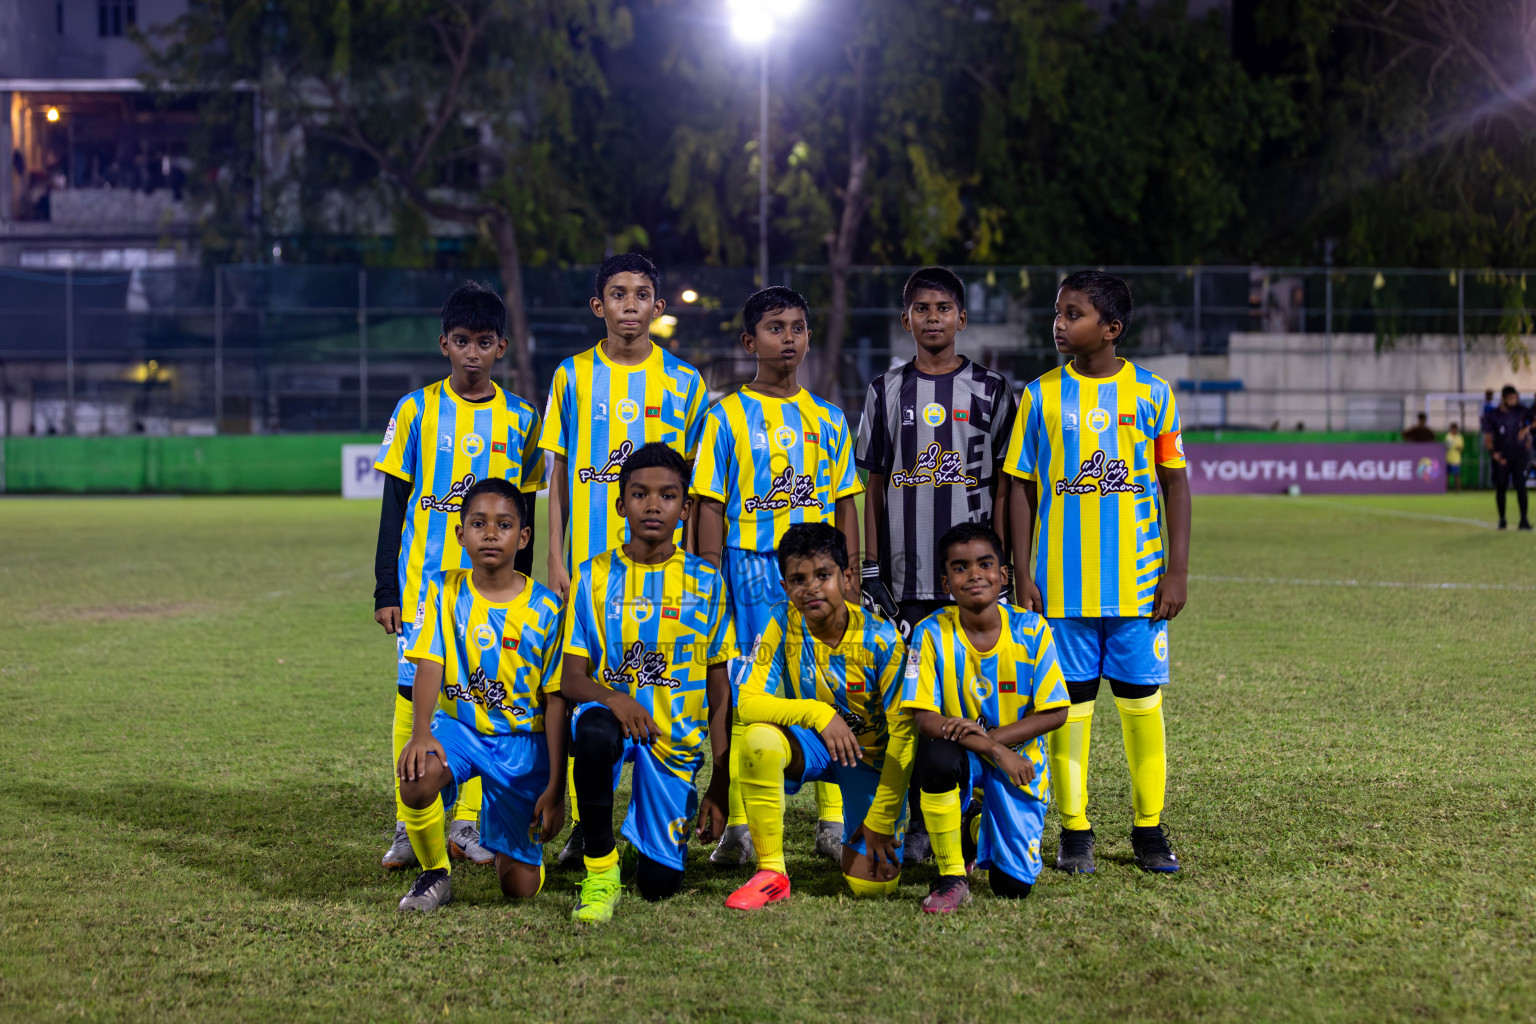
[373,474,411,633]
[696,660,732,843]
[1009,477,1043,612]
[557,654,660,745]
[854,654,916,878]
[696,497,726,570]
[992,474,1013,573]
[1153,463,1190,622]
[532,691,567,843]
[859,474,899,620]
[398,657,447,782]
[683,460,698,552]
[835,494,862,599]
[545,453,570,598]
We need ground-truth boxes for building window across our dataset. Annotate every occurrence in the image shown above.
[98,1,136,37]
[57,2,64,34]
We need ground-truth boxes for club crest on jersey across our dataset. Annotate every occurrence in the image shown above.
[1055,451,1144,497]
[420,472,477,512]
[773,426,797,450]
[602,639,677,690]
[923,403,946,426]
[578,439,635,485]
[461,433,485,458]
[473,623,497,650]
[1086,408,1112,433]
[631,597,655,623]
[668,817,691,845]
[969,675,995,701]
[892,441,979,489]
[1154,630,1168,662]
[617,398,640,424]
[743,466,820,513]
[1174,434,1184,456]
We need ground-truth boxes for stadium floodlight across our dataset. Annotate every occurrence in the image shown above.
[46,107,60,122]
[731,9,774,43]
[680,289,699,303]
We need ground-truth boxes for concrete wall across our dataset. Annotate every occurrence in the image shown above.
[0,1,188,80]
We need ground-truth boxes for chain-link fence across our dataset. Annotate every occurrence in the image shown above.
[1,264,1531,436]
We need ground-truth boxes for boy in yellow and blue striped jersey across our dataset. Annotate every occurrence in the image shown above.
[556,443,735,925]
[538,253,710,868]
[692,286,865,866]
[900,524,1070,912]
[374,281,546,871]
[395,478,567,912]
[1003,270,1191,876]
[725,524,913,911]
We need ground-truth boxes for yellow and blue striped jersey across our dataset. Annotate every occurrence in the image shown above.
[562,547,736,778]
[405,569,564,735]
[539,342,709,571]
[691,387,864,551]
[900,605,1070,802]
[375,380,546,617]
[1002,359,1185,618]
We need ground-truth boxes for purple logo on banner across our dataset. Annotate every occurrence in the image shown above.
[1184,443,1444,495]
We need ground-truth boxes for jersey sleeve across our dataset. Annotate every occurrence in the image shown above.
[829,409,865,500]
[404,574,446,665]
[1002,386,1041,481]
[536,603,564,695]
[854,379,891,474]
[517,402,548,492]
[737,610,837,729]
[561,563,596,662]
[991,379,1020,468]
[1029,621,1070,712]
[702,573,737,667]
[690,407,731,503]
[898,624,942,714]
[537,362,572,457]
[682,370,709,461]
[375,394,421,483]
[1152,383,1186,468]
[866,632,915,832]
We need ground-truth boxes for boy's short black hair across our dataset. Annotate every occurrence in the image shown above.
[461,476,525,526]
[937,522,1005,568]
[903,266,967,311]
[595,253,661,298]
[1060,270,1133,338]
[1503,384,1520,399]
[776,522,849,576]
[618,441,689,494]
[743,286,810,335]
[441,280,506,338]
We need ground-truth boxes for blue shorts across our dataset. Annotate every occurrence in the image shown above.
[723,546,786,696]
[1049,616,1169,686]
[784,725,909,862]
[570,703,699,871]
[395,622,419,686]
[958,751,1049,885]
[430,711,549,866]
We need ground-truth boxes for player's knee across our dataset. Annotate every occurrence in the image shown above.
[635,855,683,902]
[497,858,543,899]
[1107,677,1159,702]
[918,737,969,792]
[398,773,444,810]
[739,722,790,774]
[1066,677,1101,705]
[843,873,900,898]
[573,706,625,762]
[988,869,1033,900]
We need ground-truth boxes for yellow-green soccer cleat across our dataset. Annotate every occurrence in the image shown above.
[571,864,623,925]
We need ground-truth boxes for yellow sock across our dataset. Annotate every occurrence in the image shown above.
[921,788,964,877]
[568,757,580,825]
[392,694,414,822]
[815,781,844,824]
[453,775,482,824]
[843,874,899,898]
[726,716,749,827]
[738,722,791,874]
[1116,691,1166,827]
[401,797,450,873]
[1049,700,1095,832]
[583,848,619,874]
[536,863,545,895]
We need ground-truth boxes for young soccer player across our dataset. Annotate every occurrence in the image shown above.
[556,443,735,924]
[900,524,1070,911]
[726,523,912,909]
[394,478,566,911]
[692,286,865,866]
[1003,269,1191,875]
[375,281,546,871]
[540,253,711,866]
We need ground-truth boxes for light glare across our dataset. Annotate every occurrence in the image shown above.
[45,107,60,122]
[731,11,774,43]
[681,289,699,303]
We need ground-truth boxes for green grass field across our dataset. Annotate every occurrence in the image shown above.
[2,493,1534,1023]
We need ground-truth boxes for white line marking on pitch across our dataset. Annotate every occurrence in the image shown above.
[1290,498,1495,529]
[1190,574,1532,592]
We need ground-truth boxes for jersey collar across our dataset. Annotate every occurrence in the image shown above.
[463,570,533,612]
[1063,358,1132,385]
[594,338,661,372]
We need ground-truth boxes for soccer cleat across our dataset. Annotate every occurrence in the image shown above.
[709,824,756,867]
[556,822,585,870]
[382,821,418,871]
[1521,520,1533,531]
[1131,824,1181,873]
[921,875,971,914]
[447,819,495,865]
[571,864,623,925]
[1499,519,1508,530]
[902,822,932,864]
[814,819,843,861]
[725,869,792,910]
[1055,827,1096,874]
[397,868,452,912]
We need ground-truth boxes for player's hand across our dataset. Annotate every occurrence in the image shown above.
[375,606,403,634]
[696,777,730,844]
[850,823,901,882]
[533,785,565,843]
[819,715,862,768]
[1151,572,1187,622]
[547,556,571,601]
[606,693,661,745]
[938,715,987,742]
[1018,577,1044,614]
[993,745,1036,789]
[860,561,900,621]
[397,735,447,783]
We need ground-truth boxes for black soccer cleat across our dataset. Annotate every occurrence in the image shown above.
[556,821,585,870]
[1130,824,1181,873]
[1055,827,1096,874]
[1521,520,1533,531]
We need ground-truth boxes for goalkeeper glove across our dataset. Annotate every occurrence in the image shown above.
[860,560,900,622]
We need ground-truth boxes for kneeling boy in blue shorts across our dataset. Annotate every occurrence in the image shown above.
[395,478,568,911]
[556,442,735,924]
[726,523,913,909]
[900,523,1070,912]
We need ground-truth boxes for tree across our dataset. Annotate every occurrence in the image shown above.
[144,0,632,400]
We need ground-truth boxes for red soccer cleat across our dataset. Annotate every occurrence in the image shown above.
[725,869,792,910]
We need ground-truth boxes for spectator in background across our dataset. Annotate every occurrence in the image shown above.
[1445,423,1464,492]
[1482,386,1532,530]
[1403,413,1436,443]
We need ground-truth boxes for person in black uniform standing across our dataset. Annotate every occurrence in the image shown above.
[1482,385,1533,530]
